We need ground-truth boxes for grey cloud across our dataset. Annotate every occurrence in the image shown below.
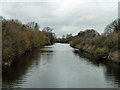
[0,0,118,37]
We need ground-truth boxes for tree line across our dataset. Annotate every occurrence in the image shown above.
[56,33,73,43]
[1,16,120,66]
[69,19,120,62]
[1,17,55,66]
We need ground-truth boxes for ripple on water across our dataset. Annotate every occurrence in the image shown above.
[2,44,120,88]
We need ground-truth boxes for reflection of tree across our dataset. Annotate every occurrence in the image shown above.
[73,50,120,88]
[2,48,53,88]
[73,50,101,67]
[103,62,120,88]
[40,47,54,65]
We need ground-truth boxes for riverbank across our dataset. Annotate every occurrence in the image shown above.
[68,18,120,63]
[57,41,119,64]
[72,47,120,64]
[2,45,51,68]
[3,43,120,88]
[70,40,120,64]
[2,17,55,68]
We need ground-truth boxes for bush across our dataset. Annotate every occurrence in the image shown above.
[2,18,51,62]
[75,44,81,49]
[70,41,75,47]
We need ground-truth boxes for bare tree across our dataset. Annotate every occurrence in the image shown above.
[62,35,65,39]
[34,23,39,30]
[27,22,39,30]
[42,27,55,44]
[42,27,53,32]
[104,19,119,35]
[66,33,72,38]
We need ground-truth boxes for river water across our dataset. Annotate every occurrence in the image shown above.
[2,43,120,88]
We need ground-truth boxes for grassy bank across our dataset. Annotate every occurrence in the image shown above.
[70,19,120,63]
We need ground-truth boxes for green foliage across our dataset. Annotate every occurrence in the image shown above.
[70,41,75,47]
[118,57,120,61]
[75,44,81,49]
[94,47,108,55]
[95,48,104,53]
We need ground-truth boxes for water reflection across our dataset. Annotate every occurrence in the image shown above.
[2,47,54,88]
[73,50,120,88]
[2,44,120,88]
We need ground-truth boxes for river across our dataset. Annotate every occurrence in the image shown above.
[2,43,120,88]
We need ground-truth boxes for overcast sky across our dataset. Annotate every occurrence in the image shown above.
[0,0,119,37]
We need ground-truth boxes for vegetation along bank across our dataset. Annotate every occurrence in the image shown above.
[2,17,55,67]
[69,19,120,63]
